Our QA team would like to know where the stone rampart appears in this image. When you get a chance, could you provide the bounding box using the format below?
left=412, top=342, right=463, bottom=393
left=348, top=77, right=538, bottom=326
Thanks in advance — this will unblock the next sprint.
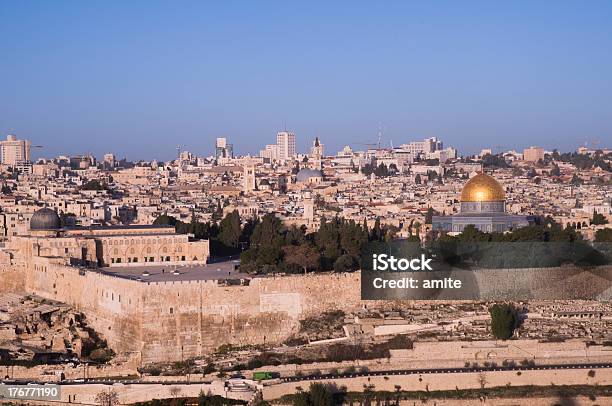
left=20, top=260, right=362, bottom=364
left=12, top=261, right=612, bottom=365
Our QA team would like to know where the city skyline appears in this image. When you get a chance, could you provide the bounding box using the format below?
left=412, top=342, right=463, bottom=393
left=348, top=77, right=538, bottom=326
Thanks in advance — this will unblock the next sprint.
left=2, top=1, right=611, bottom=160
left=3, top=129, right=608, bottom=163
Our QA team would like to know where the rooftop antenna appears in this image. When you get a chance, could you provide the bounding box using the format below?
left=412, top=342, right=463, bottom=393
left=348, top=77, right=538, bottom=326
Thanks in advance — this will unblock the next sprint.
left=176, top=145, right=181, bottom=159
left=377, top=124, right=383, bottom=150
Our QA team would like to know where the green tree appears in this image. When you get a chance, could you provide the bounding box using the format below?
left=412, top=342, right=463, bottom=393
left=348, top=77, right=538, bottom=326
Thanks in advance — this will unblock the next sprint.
left=512, top=167, right=523, bottom=177
left=482, top=154, right=508, bottom=168
left=240, top=216, right=259, bottom=244
left=81, top=179, right=107, bottom=191
left=414, top=173, right=421, bottom=184
left=339, top=219, right=368, bottom=258
left=591, top=210, right=609, bottom=226
left=550, top=163, right=561, bottom=176
left=333, top=254, right=356, bottom=272
left=250, top=213, right=284, bottom=247
left=218, top=210, right=241, bottom=249
left=489, top=303, right=520, bottom=340
left=370, top=217, right=383, bottom=241
left=153, top=214, right=177, bottom=226
left=308, top=383, right=334, bottom=406
left=424, top=207, right=436, bottom=224
left=283, top=243, right=321, bottom=274
left=374, top=163, right=389, bottom=177
left=315, top=217, right=342, bottom=268
left=570, top=173, right=582, bottom=185
left=285, top=224, right=307, bottom=246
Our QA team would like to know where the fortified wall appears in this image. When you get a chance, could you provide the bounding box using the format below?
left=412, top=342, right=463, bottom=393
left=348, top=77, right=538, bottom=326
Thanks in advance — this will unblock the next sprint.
left=20, top=259, right=362, bottom=364
left=9, top=259, right=612, bottom=365
left=0, top=264, right=26, bottom=294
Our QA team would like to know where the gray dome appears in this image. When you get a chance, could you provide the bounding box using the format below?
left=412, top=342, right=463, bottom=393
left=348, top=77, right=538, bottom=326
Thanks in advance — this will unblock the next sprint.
left=30, top=208, right=61, bottom=231
left=296, top=168, right=323, bottom=183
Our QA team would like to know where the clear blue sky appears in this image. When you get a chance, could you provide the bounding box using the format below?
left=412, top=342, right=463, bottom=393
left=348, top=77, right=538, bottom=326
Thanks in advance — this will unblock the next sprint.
left=1, top=1, right=611, bottom=160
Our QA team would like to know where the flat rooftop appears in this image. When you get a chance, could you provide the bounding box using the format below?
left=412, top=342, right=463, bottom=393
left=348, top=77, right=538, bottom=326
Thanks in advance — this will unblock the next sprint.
left=98, top=260, right=250, bottom=283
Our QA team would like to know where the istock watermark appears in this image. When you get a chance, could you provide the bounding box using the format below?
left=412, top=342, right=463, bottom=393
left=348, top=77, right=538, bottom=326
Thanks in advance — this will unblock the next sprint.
left=360, top=241, right=612, bottom=300
left=372, top=253, right=433, bottom=271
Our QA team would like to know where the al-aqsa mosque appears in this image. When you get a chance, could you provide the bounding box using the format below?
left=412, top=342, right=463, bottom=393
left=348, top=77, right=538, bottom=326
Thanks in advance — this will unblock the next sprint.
left=432, top=172, right=534, bottom=233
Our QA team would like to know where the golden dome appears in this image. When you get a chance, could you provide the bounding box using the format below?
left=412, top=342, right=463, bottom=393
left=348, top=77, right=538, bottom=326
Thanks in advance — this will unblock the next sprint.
left=460, top=173, right=505, bottom=202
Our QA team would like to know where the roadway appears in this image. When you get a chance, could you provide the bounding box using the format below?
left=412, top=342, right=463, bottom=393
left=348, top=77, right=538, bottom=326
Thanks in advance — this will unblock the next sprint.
left=2, top=362, right=612, bottom=386
left=279, top=362, right=612, bottom=383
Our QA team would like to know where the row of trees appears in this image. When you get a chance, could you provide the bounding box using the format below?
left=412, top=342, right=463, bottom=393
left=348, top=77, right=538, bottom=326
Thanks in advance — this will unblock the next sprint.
left=430, top=219, right=612, bottom=268
left=240, top=214, right=396, bottom=274
left=153, top=212, right=258, bottom=256
left=360, top=162, right=398, bottom=177
left=554, top=150, right=611, bottom=171
left=154, top=210, right=396, bottom=272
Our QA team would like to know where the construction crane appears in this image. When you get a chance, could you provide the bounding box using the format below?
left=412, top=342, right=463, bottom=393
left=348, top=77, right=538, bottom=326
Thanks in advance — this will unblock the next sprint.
left=354, top=125, right=386, bottom=151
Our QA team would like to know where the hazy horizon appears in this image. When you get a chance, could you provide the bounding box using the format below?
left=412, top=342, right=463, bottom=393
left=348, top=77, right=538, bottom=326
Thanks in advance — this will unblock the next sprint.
left=1, top=1, right=611, bottom=160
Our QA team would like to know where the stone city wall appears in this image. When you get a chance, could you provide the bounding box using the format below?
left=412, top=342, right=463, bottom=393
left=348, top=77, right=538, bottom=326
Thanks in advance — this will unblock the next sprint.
left=14, top=261, right=612, bottom=365
left=0, top=264, right=26, bottom=294
left=20, top=260, right=362, bottom=364
left=25, top=257, right=145, bottom=356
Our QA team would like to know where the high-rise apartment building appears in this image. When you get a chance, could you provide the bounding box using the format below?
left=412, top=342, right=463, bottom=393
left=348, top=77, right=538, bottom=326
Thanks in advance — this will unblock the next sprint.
left=215, top=137, right=234, bottom=161
left=523, top=146, right=545, bottom=163
left=259, top=144, right=279, bottom=161
left=276, top=131, right=296, bottom=161
left=103, top=153, right=116, bottom=167
left=0, top=134, right=31, bottom=165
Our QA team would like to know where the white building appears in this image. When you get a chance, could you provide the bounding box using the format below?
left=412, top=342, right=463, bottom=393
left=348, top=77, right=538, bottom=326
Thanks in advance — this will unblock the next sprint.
left=0, top=135, right=31, bottom=165
left=276, top=131, right=296, bottom=161
left=260, top=144, right=279, bottom=161
left=399, top=137, right=442, bottom=155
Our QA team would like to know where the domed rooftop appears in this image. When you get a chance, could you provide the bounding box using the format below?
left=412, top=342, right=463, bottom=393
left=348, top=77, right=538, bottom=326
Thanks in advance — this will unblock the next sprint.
left=30, top=208, right=61, bottom=231
left=460, top=173, right=505, bottom=202
left=296, top=168, right=323, bottom=183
